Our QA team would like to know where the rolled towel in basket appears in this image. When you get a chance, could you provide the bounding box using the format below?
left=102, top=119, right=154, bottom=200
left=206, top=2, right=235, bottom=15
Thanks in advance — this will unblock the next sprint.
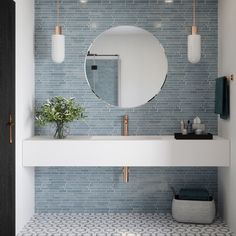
left=179, top=188, right=210, bottom=201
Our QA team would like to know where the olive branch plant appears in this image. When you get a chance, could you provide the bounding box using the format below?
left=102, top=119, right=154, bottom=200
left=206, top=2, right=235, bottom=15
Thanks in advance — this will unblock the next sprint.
left=35, top=96, right=86, bottom=139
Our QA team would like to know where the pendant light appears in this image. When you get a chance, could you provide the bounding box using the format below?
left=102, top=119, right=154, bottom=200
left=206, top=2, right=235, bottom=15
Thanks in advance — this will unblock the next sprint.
left=52, top=0, right=65, bottom=63
left=188, top=0, right=201, bottom=64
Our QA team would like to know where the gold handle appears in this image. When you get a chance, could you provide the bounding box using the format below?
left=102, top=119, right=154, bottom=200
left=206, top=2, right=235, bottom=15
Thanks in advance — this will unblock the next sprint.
left=7, top=114, right=15, bottom=144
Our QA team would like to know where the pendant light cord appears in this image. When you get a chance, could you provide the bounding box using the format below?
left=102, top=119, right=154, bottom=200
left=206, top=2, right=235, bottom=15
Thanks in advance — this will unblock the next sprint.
left=193, top=0, right=196, bottom=26
left=57, top=0, right=60, bottom=26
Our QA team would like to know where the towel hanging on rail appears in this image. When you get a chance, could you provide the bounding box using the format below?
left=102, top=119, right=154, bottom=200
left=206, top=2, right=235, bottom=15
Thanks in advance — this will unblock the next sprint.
left=215, top=76, right=230, bottom=120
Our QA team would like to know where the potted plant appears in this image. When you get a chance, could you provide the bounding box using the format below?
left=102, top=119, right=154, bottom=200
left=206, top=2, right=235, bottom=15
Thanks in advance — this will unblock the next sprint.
left=36, top=96, right=85, bottom=139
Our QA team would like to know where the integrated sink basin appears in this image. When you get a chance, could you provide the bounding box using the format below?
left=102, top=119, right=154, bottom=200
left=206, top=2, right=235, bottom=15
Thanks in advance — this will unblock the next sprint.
left=62, top=135, right=169, bottom=140
left=22, top=136, right=230, bottom=167
left=30, top=135, right=169, bottom=141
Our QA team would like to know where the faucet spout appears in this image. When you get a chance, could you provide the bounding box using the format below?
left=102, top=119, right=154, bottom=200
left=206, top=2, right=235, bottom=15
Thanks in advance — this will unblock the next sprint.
left=123, top=114, right=129, bottom=136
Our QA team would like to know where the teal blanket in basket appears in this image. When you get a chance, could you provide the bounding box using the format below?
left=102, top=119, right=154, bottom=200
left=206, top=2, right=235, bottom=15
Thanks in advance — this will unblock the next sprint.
left=179, top=188, right=210, bottom=201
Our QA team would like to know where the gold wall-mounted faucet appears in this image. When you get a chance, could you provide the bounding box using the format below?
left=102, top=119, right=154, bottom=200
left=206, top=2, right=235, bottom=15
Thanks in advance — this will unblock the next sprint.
left=123, top=114, right=129, bottom=136
left=123, top=115, right=129, bottom=183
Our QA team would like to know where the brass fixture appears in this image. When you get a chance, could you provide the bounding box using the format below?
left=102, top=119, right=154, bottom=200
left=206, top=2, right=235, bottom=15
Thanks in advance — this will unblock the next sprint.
left=7, top=114, right=15, bottom=144
left=55, top=0, right=62, bottom=35
left=191, top=0, right=198, bottom=35
left=123, top=115, right=129, bottom=183
left=191, top=25, right=197, bottom=35
left=227, top=74, right=234, bottom=81
left=123, top=167, right=129, bottom=183
left=55, top=25, right=62, bottom=35
left=123, top=115, right=128, bottom=136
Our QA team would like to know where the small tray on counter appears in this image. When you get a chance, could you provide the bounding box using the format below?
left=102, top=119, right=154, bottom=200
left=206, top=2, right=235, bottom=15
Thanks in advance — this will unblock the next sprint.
left=174, top=133, right=213, bottom=140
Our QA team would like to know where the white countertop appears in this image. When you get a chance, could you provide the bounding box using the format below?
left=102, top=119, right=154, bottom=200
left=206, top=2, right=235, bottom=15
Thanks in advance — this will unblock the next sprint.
left=26, top=135, right=226, bottom=141
left=23, top=135, right=230, bottom=167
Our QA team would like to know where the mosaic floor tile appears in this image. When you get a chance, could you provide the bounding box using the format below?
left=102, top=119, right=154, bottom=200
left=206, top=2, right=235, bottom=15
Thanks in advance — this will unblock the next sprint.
left=18, top=213, right=233, bottom=236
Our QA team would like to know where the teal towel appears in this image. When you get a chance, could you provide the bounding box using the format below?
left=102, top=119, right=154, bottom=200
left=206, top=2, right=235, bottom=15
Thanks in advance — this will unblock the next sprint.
left=215, top=77, right=230, bottom=120
left=179, top=188, right=210, bottom=201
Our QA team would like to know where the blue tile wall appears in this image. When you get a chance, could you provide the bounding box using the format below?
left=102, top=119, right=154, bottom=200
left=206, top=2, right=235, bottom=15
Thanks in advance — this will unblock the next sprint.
left=36, top=167, right=218, bottom=213
left=35, top=0, right=218, bottom=213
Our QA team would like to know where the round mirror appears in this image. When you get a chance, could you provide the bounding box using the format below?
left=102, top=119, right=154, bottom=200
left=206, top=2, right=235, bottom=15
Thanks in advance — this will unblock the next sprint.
left=85, top=26, right=168, bottom=108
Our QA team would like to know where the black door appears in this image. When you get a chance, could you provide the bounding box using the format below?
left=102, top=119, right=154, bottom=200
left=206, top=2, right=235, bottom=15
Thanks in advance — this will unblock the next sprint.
left=0, top=0, right=15, bottom=235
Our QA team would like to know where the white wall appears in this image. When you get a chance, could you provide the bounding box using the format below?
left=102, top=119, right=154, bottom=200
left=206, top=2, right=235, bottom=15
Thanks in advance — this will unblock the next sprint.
left=218, top=0, right=236, bottom=233
left=15, top=0, right=35, bottom=234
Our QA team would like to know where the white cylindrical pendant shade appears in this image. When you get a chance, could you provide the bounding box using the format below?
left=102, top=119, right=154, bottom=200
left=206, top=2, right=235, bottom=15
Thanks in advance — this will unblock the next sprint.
left=188, top=34, right=201, bottom=64
left=52, top=34, right=65, bottom=63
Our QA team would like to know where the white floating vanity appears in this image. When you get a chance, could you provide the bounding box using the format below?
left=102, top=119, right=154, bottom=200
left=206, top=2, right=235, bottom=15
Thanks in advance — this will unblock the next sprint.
left=23, top=136, right=230, bottom=167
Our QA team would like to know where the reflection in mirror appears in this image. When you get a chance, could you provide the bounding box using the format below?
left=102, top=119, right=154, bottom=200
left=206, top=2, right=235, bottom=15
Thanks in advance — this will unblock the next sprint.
left=86, top=55, right=120, bottom=106
left=85, top=26, right=168, bottom=108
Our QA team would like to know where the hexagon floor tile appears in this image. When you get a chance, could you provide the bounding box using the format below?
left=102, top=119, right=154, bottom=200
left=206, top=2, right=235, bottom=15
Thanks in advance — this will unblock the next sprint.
left=18, top=213, right=233, bottom=236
